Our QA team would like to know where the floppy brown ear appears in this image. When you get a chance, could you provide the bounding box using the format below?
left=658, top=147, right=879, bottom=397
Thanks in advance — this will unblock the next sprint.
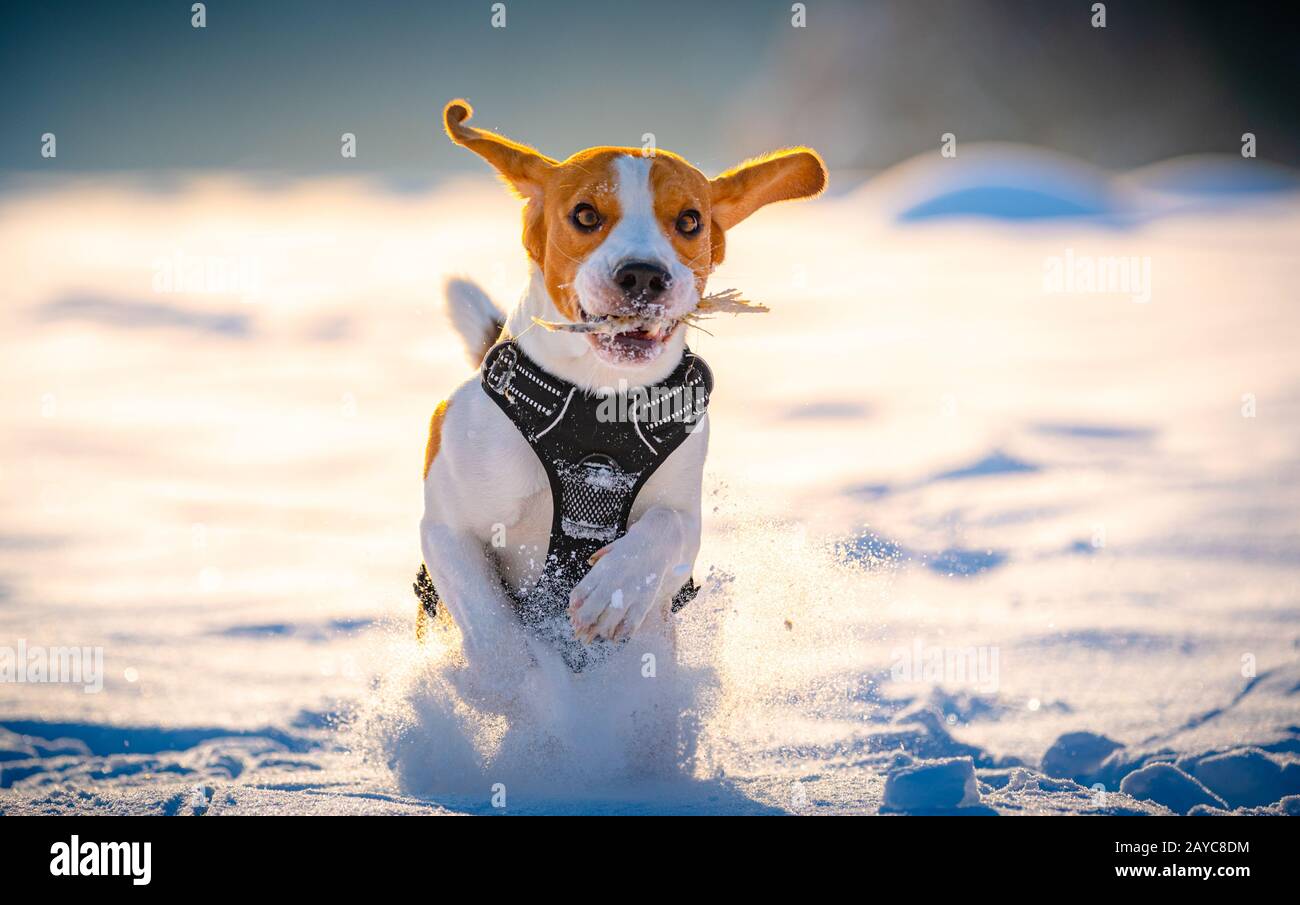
left=710, top=148, right=827, bottom=230
left=443, top=99, right=555, bottom=198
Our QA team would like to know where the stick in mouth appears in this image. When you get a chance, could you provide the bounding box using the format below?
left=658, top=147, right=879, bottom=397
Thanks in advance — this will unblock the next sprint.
left=531, top=288, right=769, bottom=334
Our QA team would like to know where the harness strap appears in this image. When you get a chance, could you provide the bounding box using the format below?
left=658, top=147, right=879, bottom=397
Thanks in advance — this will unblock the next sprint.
left=417, top=340, right=713, bottom=671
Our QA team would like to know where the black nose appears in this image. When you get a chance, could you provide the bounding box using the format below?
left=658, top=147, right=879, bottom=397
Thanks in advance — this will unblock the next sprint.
left=613, top=261, right=671, bottom=301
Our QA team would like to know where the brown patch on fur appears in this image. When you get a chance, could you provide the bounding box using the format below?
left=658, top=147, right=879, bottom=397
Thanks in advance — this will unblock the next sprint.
left=443, top=99, right=556, bottom=285
left=443, top=100, right=556, bottom=197
left=649, top=155, right=714, bottom=288
left=539, top=148, right=624, bottom=321
left=709, top=148, right=827, bottom=231
left=422, top=399, right=450, bottom=478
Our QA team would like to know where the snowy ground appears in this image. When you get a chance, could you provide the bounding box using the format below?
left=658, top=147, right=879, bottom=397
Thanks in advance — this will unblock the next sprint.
left=1, top=151, right=1298, bottom=815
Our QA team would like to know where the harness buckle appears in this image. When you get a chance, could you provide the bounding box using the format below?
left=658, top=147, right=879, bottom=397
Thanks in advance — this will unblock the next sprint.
left=485, top=343, right=518, bottom=395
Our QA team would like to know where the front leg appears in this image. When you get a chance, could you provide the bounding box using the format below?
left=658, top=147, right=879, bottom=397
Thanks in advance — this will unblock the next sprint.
left=567, top=505, right=699, bottom=644
left=418, top=378, right=556, bottom=680
left=420, top=520, right=533, bottom=669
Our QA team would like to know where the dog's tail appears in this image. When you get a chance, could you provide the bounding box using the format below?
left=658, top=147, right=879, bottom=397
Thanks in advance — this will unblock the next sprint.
left=444, top=277, right=506, bottom=367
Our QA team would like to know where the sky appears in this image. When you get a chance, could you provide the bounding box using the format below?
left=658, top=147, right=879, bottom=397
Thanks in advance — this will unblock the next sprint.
left=1, top=0, right=783, bottom=176
left=3, top=1, right=1297, bottom=177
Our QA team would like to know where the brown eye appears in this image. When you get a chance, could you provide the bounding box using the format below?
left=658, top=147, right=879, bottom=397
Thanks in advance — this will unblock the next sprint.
left=572, top=203, right=601, bottom=231
left=676, top=209, right=701, bottom=236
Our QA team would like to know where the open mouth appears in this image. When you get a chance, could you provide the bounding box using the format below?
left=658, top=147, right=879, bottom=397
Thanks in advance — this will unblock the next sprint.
left=579, top=311, right=680, bottom=362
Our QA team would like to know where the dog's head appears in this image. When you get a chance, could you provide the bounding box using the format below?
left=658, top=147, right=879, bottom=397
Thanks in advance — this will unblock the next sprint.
left=444, top=100, right=826, bottom=370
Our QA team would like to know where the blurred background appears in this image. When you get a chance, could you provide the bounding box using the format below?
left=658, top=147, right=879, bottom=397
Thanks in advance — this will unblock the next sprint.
left=1, top=1, right=1297, bottom=813
left=4, top=0, right=1298, bottom=180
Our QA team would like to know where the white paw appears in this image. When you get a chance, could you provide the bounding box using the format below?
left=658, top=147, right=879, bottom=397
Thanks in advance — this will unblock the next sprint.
left=567, top=543, right=665, bottom=643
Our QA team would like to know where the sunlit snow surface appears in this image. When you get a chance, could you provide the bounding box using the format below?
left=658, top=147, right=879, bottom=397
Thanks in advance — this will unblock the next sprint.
left=1, top=152, right=1297, bottom=814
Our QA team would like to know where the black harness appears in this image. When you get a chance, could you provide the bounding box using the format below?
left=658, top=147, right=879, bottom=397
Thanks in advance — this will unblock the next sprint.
left=415, top=339, right=713, bottom=670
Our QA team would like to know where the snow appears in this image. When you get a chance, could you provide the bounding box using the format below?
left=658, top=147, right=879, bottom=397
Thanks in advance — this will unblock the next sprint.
left=1190, top=795, right=1300, bottom=818
left=559, top=518, right=618, bottom=543
left=1040, top=732, right=1124, bottom=783
left=1118, top=763, right=1226, bottom=815
left=1184, top=748, right=1298, bottom=810
left=881, top=756, right=982, bottom=812
left=1, top=153, right=1298, bottom=815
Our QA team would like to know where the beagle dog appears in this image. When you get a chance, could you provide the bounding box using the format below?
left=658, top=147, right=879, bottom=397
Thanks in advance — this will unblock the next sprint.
left=420, top=99, right=825, bottom=681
